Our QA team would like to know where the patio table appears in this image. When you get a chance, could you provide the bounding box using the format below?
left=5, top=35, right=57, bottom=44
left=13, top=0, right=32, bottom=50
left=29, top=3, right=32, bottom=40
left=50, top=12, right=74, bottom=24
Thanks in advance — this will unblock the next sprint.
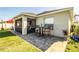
left=35, top=26, right=52, bottom=36
left=40, top=27, right=44, bottom=36
left=39, top=27, right=51, bottom=36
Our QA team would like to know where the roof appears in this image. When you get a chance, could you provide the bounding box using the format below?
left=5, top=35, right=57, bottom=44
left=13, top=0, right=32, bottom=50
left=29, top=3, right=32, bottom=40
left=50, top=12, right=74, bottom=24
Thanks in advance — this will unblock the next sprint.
left=38, top=8, right=73, bottom=15
left=37, top=7, right=73, bottom=17
left=13, top=12, right=37, bottom=19
left=6, top=19, right=13, bottom=23
left=13, top=7, right=73, bottom=19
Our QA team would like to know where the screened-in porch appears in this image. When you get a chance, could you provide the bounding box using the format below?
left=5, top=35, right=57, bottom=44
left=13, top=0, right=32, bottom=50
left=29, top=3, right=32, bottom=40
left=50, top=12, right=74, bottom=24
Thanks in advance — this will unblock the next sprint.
left=15, top=18, right=22, bottom=34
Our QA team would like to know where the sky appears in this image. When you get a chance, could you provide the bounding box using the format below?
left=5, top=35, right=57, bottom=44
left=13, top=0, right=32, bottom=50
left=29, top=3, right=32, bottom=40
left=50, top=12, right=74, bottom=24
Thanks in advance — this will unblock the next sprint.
left=0, top=7, right=78, bottom=21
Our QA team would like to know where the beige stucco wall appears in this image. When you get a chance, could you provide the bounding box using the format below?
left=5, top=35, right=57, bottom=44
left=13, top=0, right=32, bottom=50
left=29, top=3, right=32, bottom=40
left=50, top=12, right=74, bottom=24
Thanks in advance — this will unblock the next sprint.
left=36, top=11, right=71, bottom=37
left=36, top=17, right=45, bottom=27
left=22, top=16, right=27, bottom=35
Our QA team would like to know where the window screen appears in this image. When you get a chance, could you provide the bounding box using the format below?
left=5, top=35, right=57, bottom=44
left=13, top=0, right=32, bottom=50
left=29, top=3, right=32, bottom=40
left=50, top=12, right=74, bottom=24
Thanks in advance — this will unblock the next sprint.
left=45, top=17, right=54, bottom=24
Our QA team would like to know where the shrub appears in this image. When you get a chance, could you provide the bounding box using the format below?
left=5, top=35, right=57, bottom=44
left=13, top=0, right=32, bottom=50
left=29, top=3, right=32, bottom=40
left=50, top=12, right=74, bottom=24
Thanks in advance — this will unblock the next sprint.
left=74, top=26, right=79, bottom=35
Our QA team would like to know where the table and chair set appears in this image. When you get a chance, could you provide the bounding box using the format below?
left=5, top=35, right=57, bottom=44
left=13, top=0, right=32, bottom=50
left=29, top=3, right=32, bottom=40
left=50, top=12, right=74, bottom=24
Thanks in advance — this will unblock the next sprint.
left=35, top=24, right=53, bottom=36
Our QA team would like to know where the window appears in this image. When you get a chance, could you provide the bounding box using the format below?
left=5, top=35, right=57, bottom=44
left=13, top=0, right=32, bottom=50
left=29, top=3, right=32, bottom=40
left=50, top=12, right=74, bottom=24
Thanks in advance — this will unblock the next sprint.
left=44, top=17, right=54, bottom=30
left=45, top=17, right=54, bottom=24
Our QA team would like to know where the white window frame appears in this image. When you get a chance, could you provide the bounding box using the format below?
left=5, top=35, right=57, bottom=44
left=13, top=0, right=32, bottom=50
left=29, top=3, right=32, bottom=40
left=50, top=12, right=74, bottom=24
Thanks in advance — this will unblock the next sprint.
left=45, top=17, right=54, bottom=24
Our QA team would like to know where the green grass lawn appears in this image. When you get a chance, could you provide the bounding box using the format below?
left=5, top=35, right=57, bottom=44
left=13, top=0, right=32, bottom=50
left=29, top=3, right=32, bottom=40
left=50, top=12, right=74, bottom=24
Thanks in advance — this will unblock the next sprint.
left=65, top=37, right=79, bottom=52
left=0, top=30, right=42, bottom=52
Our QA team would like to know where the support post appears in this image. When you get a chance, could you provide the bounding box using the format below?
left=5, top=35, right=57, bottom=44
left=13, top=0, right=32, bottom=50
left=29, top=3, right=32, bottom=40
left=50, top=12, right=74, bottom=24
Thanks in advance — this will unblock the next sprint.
left=22, top=16, right=27, bottom=35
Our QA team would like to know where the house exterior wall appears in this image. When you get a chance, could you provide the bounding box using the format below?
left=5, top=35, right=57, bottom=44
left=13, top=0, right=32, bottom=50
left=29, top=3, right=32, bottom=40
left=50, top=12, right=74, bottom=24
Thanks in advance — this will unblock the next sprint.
left=36, top=11, right=71, bottom=37
left=22, top=16, right=27, bottom=35
left=53, top=11, right=70, bottom=37
left=13, top=16, right=27, bottom=35
left=36, top=17, right=45, bottom=27
left=13, top=8, right=73, bottom=37
left=13, top=16, right=23, bottom=31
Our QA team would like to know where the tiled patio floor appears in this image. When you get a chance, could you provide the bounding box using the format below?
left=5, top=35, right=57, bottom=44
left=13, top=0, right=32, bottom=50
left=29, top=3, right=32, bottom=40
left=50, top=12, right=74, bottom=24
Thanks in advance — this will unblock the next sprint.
left=11, top=30, right=67, bottom=51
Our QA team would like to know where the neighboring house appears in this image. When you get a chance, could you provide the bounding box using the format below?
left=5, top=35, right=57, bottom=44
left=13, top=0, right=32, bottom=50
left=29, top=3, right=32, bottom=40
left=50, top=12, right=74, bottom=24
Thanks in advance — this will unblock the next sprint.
left=13, top=7, right=74, bottom=37
left=74, top=15, right=79, bottom=22
left=74, top=15, right=79, bottom=26
left=6, top=19, right=13, bottom=29
left=0, top=19, right=13, bottom=30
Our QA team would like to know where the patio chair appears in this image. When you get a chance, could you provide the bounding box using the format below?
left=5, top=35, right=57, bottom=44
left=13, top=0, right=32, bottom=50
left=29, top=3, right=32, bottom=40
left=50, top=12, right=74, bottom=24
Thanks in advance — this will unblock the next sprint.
left=43, top=24, right=53, bottom=36
left=35, top=25, right=41, bottom=36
